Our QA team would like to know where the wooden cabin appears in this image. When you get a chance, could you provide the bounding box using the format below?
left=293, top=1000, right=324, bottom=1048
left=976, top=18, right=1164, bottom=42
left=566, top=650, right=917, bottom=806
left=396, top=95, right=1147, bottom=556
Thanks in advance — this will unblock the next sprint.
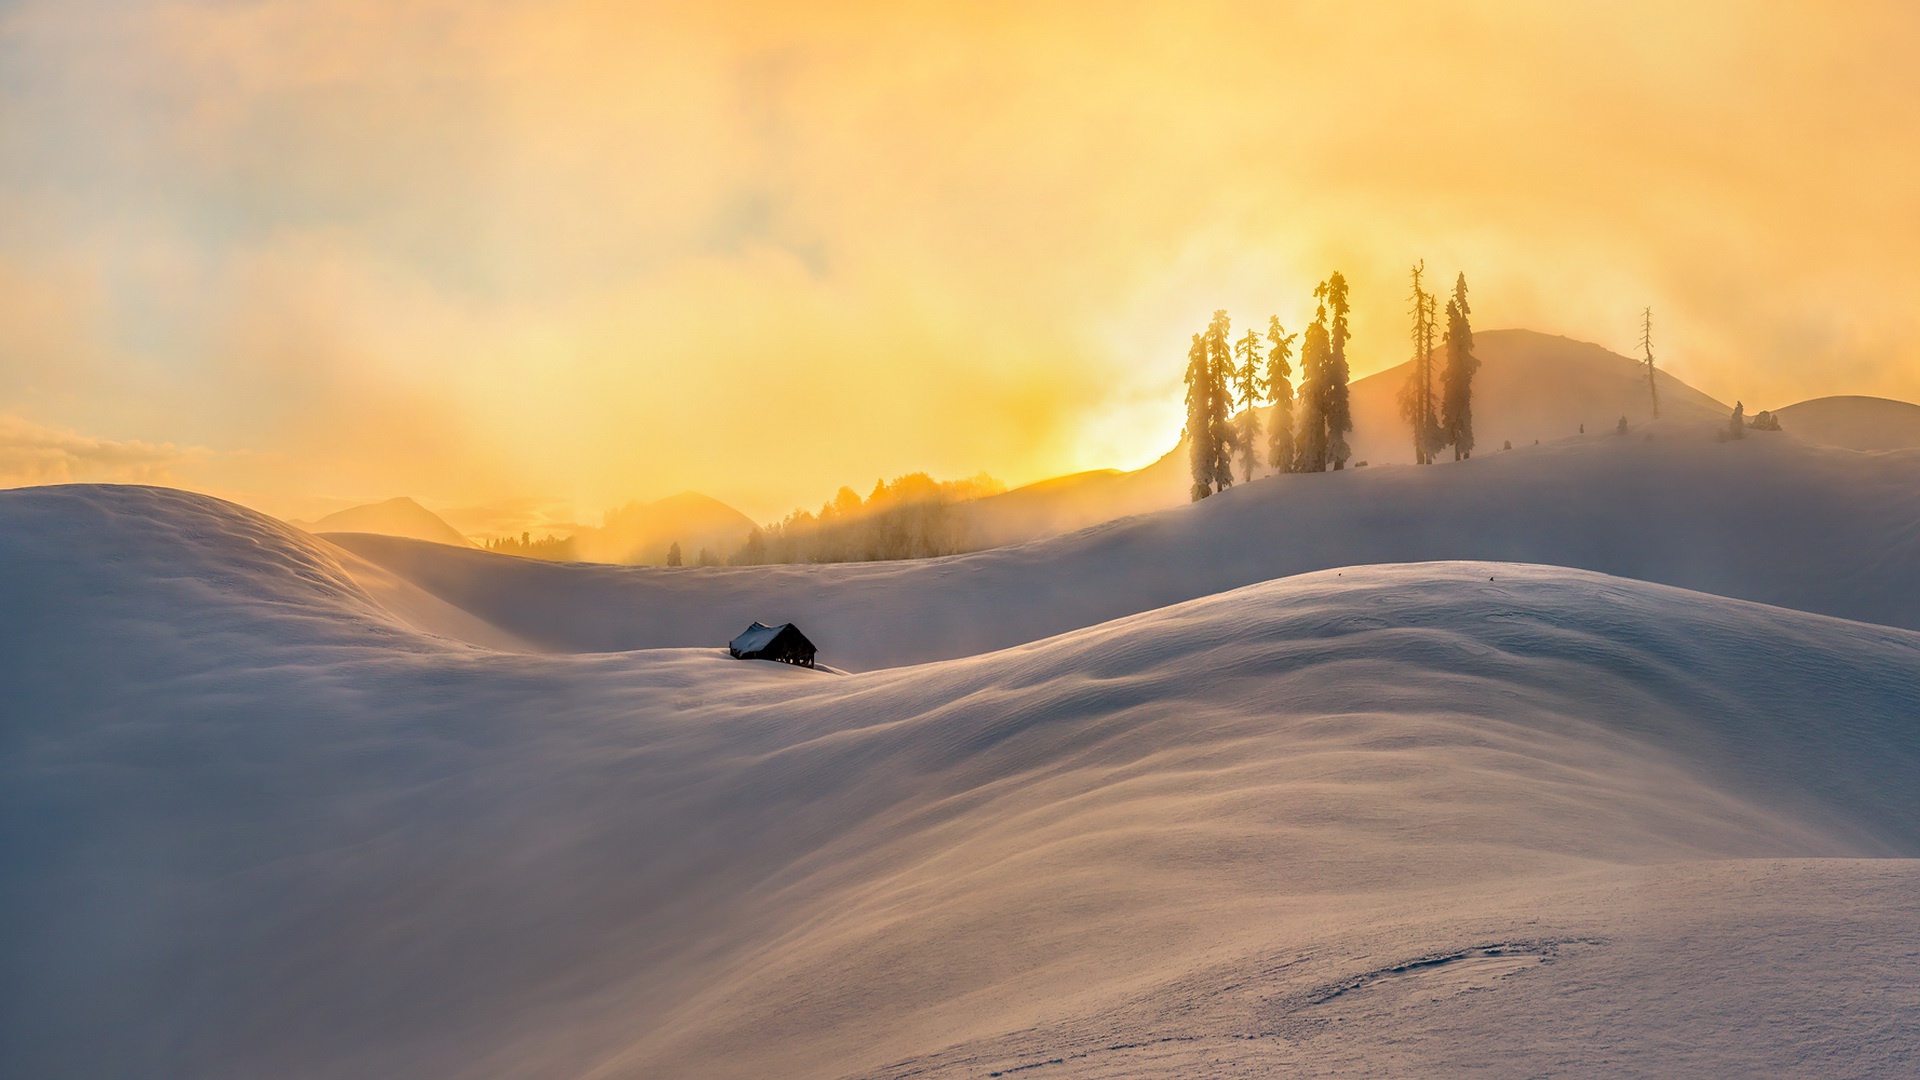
left=728, top=622, right=818, bottom=668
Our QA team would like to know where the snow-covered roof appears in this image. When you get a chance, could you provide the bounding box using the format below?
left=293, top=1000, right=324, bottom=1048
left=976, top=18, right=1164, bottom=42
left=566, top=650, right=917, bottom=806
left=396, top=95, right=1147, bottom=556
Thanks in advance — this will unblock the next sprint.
left=729, top=621, right=787, bottom=654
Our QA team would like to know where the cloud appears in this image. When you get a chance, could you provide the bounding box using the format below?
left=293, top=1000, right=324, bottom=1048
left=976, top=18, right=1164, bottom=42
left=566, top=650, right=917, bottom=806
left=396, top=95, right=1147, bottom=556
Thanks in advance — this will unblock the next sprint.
left=437, top=496, right=588, bottom=542
left=2, top=1, right=1918, bottom=519
left=0, top=415, right=205, bottom=487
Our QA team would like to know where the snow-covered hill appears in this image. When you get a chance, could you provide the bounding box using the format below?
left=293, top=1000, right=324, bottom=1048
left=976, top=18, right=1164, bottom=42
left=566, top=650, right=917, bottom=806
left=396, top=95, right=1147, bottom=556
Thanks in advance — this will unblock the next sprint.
left=1772, top=394, right=1920, bottom=452
left=3, top=483, right=1919, bottom=1077
left=572, top=490, right=758, bottom=565
left=1345, top=328, right=1731, bottom=466
left=289, top=495, right=476, bottom=548
left=956, top=329, right=1740, bottom=548
left=330, top=422, right=1920, bottom=670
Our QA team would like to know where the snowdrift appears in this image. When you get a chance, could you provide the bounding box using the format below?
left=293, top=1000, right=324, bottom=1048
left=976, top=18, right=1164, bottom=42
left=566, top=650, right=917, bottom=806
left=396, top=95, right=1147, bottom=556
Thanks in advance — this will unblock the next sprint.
left=3, top=484, right=1919, bottom=1078
left=332, top=424, right=1920, bottom=670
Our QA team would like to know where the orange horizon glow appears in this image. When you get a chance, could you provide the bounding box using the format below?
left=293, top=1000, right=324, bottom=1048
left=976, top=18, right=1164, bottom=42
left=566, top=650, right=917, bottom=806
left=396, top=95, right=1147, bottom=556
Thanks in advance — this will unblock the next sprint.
left=3, top=2, right=1919, bottom=529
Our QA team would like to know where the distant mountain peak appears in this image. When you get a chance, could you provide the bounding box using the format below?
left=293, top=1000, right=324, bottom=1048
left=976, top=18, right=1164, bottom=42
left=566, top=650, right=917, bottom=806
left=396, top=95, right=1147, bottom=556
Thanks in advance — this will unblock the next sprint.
left=295, top=497, right=475, bottom=549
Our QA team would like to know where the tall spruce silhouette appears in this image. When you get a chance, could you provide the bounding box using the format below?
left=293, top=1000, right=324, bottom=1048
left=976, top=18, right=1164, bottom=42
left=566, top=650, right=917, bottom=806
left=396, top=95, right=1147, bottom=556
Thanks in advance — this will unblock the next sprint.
left=1204, top=309, right=1238, bottom=493
left=1295, top=300, right=1331, bottom=472
left=1265, top=316, right=1297, bottom=473
left=1320, top=273, right=1355, bottom=470
left=1399, top=261, right=1440, bottom=464
left=1183, top=331, right=1213, bottom=501
left=1441, top=273, right=1480, bottom=459
left=1233, top=328, right=1266, bottom=482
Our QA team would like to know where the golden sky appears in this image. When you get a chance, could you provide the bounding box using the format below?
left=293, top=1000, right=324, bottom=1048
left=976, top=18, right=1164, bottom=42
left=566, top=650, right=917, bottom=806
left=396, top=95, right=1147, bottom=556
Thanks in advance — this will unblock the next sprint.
left=2, top=1, right=1917, bottom=525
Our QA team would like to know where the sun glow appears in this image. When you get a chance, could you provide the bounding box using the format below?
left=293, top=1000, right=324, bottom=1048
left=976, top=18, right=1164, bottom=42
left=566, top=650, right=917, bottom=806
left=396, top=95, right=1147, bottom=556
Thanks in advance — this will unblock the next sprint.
left=2, top=2, right=1918, bottom=524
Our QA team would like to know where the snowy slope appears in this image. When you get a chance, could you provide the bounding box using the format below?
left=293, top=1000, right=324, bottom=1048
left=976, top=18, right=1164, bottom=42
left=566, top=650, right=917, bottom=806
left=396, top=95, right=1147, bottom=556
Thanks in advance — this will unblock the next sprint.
left=1772, top=394, right=1920, bottom=452
left=331, top=424, right=1920, bottom=670
left=3, top=484, right=1919, bottom=1078
left=959, top=465, right=1187, bottom=550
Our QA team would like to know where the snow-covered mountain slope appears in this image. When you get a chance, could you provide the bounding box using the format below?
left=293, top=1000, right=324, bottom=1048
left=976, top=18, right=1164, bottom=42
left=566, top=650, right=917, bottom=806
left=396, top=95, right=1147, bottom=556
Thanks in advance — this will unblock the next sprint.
left=330, top=423, right=1920, bottom=670
left=3, top=484, right=1918, bottom=1078
left=1344, top=328, right=1730, bottom=466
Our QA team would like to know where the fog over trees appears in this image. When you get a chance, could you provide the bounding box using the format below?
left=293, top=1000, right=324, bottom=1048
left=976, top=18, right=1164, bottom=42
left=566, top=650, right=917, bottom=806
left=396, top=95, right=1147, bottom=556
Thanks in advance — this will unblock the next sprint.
left=1640, top=307, right=1660, bottom=419
left=1233, top=327, right=1266, bottom=483
left=485, top=531, right=576, bottom=560
left=728, top=472, right=1006, bottom=564
left=1187, top=270, right=1368, bottom=497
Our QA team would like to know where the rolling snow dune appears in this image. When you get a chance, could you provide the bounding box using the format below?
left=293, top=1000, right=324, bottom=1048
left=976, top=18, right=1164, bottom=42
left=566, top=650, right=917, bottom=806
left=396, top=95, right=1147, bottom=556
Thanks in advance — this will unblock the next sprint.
left=3, top=484, right=1919, bottom=1077
left=1771, top=394, right=1920, bottom=452
left=330, top=424, right=1920, bottom=670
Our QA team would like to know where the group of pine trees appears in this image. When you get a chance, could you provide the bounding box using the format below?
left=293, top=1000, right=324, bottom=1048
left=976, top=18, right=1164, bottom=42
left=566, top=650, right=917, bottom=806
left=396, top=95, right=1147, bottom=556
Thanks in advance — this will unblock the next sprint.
left=1398, top=264, right=1480, bottom=464
left=1184, top=268, right=1483, bottom=500
left=1183, top=271, right=1359, bottom=502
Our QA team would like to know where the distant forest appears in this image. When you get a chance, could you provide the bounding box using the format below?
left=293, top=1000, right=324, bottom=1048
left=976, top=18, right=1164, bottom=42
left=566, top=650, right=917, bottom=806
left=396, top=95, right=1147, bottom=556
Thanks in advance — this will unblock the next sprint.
left=729, top=472, right=1005, bottom=565
left=480, top=472, right=1006, bottom=566
left=485, top=532, right=576, bottom=560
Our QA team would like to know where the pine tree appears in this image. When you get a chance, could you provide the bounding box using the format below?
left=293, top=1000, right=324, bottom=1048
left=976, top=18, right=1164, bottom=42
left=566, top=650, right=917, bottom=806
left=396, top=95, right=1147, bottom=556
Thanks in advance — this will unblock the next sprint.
left=1295, top=305, right=1331, bottom=473
left=1441, top=273, right=1480, bottom=459
left=1398, top=261, right=1440, bottom=464
left=1205, top=310, right=1237, bottom=493
left=1320, top=273, right=1355, bottom=470
left=666, top=540, right=683, bottom=566
left=1183, top=331, right=1213, bottom=501
left=1639, top=307, right=1659, bottom=419
left=1729, top=400, right=1745, bottom=440
left=1265, top=317, right=1297, bottom=473
left=1233, top=328, right=1266, bottom=482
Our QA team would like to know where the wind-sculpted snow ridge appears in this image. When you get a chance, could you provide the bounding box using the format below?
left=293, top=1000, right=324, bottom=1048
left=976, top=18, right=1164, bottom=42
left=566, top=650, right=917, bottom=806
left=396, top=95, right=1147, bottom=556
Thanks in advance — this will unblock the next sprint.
left=3, top=484, right=1919, bottom=1077
left=331, top=424, right=1920, bottom=669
